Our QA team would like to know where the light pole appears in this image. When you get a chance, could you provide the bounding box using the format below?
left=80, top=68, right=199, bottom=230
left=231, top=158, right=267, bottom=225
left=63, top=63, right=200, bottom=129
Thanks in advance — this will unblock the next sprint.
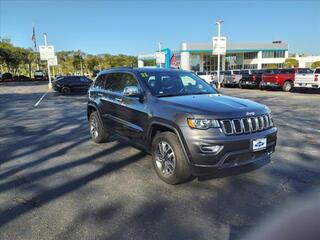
left=216, top=19, right=224, bottom=89
left=44, top=33, right=52, bottom=89
left=158, top=42, right=162, bottom=68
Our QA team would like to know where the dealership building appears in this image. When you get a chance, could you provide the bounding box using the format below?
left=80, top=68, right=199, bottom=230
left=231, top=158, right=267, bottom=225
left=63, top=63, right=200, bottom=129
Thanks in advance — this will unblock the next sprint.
left=138, top=41, right=320, bottom=71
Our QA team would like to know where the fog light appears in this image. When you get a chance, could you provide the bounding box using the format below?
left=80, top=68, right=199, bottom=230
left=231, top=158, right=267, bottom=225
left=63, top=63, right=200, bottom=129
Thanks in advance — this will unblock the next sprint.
left=200, top=145, right=223, bottom=154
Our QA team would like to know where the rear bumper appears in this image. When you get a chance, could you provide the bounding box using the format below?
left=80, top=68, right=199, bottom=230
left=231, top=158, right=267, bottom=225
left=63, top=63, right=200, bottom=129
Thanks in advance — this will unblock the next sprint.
left=260, top=82, right=280, bottom=88
left=240, top=81, right=259, bottom=87
left=294, top=83, right=320, bottom=88
left=179, top=127, right=277, bottom=176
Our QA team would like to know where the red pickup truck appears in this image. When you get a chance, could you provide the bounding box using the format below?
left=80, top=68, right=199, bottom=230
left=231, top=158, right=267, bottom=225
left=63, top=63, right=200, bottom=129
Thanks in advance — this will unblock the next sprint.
left=261, top=68, right=311, bottom=92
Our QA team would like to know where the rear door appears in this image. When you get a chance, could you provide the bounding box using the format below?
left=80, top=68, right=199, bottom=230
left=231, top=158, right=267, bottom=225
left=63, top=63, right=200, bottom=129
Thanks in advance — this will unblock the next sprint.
left=99, top=73, right=126, bottom=133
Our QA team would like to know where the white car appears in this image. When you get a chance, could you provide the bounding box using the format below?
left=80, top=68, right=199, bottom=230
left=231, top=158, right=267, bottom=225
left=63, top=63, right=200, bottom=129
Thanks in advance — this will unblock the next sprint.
left=223, top=70, right=243, bottom=87
left=196, top=71, right=212, bottom=83
left=294, top=68, right=320, bottom=89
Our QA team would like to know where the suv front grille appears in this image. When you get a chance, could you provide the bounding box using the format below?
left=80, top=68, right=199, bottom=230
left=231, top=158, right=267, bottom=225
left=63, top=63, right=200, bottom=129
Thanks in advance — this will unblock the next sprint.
left=220, top=114, right=272, bottom=135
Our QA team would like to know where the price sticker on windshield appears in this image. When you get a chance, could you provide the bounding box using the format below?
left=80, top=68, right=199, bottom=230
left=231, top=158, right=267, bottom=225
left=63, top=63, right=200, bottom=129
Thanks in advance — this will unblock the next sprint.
left=140, top=72, right=148, bottom=78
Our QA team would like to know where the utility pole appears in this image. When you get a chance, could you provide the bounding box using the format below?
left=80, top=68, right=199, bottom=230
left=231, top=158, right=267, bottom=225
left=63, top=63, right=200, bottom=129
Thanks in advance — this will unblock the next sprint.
left=44, top=33, right=52, bottom=89
left=158, top=42, right=162, bottom=68
left=216, top=20, right=224, bottom=89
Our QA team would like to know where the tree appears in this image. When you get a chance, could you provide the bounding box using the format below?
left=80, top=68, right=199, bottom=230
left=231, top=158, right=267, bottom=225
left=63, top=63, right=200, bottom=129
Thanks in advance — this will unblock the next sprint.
left=284, top=58, right=299, bottom=68
left=311, top=61, right=320, bottom=69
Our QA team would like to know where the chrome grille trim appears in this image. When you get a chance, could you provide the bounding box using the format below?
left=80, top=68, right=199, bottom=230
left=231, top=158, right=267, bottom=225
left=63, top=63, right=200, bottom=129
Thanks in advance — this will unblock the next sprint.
left=219, top=114, right=273, bottom=135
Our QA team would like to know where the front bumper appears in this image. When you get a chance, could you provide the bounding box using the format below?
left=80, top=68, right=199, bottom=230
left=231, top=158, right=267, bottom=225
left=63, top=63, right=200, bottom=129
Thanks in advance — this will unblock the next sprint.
left=179, top=126, right=277, bottom=176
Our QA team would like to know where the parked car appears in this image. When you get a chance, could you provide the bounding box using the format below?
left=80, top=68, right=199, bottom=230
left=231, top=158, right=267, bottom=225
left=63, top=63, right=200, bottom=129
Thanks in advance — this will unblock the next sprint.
left=52, top=75, right=93, bottom=94
left=239, top=69, right=266, bottom=89
left=222, top=70, right=242, bottom=87
left=294, top=68, right=320, bottom=90
left=196, top=71, right=212, bottom=83
left=34, top=70, right=46, bottom=81
left=261, top=68, right=312, bottom=92
left=211, top=71, right=225, bottom=86
left=87, top=67, right=277, bottom=184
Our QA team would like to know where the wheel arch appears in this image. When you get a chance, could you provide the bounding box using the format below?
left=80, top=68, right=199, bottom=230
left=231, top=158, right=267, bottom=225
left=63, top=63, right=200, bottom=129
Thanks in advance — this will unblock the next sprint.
left=147, top=121, right=191, bottom=165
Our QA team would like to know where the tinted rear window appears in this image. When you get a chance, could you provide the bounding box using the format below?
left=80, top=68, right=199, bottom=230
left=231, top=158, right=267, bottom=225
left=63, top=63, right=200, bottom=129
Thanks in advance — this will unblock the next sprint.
left=298, top=68, right=313, bottom=74
left=279, top=69, right=295, bottom=74
left=224, top=71, right=232, bottom=75
left=233, top=70, right=241, bottom=74
left=197, top=72, right=206, bottom=75
left=240, top=70, right=249, bottom=74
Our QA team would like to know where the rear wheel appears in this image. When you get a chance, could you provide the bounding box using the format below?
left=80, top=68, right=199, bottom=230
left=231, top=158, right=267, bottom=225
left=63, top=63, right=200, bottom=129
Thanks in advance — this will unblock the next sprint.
left=239, top=80, right=243, bottom=89
left=283, top=81, right=293, bottom=92
left=259, top=81, right=265, bottom=90
left=152, top=132, right=191, bottom=184
left=61, top=86, right=71, bottom=95
left=89, top=111, right=109, bottom=143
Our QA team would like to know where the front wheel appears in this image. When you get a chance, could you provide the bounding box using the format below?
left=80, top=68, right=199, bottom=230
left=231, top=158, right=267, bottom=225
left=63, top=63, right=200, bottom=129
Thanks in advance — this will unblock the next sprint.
left=152, top=132, right=191, bottom=184
left=283, top=81, right=293, bottom=92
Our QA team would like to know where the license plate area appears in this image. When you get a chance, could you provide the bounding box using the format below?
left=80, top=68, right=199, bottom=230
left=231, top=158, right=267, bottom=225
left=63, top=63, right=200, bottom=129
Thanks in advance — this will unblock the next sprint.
left=252, top=138, right=267, bottom=152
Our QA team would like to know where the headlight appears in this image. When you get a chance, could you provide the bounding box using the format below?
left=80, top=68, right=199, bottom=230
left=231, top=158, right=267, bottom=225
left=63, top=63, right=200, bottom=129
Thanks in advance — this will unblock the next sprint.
left=268, top=114, right=274, bottom=127
left=187, top=118, right=220, bottom=129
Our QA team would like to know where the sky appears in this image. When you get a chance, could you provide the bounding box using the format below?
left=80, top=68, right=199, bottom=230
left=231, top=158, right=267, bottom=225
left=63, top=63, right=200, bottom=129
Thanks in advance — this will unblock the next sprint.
left=0, top=0, right=319, bottom=56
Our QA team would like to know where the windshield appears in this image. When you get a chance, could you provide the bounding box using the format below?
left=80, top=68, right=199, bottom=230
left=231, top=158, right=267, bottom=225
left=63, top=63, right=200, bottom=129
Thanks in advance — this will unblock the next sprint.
left=140, top=71, right=217, bottom=97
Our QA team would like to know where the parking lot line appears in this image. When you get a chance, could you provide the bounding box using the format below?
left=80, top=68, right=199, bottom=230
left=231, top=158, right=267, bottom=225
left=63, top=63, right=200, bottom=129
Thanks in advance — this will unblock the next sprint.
left=34, top=90, right=50, bottom=107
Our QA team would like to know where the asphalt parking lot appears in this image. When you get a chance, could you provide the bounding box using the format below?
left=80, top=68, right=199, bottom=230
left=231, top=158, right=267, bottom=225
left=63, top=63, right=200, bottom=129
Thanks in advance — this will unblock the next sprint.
left=0, top=82, right=319, bottom=240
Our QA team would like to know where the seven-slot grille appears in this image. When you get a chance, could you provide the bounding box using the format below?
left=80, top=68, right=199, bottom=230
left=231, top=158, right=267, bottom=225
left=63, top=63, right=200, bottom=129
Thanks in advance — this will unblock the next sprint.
left=220, top=114, right=272, bottom=135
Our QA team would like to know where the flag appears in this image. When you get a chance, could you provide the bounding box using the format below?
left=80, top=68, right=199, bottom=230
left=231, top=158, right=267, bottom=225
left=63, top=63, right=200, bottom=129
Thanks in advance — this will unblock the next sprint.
left=32, top=26, right=37, bottom=50
left=170, top=53, right=177, bottom=68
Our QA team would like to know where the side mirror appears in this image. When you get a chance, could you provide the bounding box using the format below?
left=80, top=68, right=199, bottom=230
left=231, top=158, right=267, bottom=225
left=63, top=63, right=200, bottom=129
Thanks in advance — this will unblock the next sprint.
left=123, top=86, right=142, bottom=98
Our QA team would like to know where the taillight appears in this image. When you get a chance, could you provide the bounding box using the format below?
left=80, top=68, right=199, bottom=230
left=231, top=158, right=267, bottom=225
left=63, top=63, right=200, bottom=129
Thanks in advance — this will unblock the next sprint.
left=275, top=76, right=278, bottom=80
left=253, top=75, right=256, bottom=81
left=315, top=75, right=318, bottom=82
left=232, top=75, right=236, bottom=80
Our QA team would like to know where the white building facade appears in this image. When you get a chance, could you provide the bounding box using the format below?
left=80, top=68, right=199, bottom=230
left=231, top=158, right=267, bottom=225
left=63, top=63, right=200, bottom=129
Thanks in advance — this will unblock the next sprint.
left=178, top=42, right=289, bottom=71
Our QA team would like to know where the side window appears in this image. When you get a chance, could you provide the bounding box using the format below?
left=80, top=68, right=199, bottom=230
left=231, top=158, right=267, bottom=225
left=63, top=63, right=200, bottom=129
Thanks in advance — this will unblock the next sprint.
left=80, top=76, right=90, bottom=83
left=94, top=74, right=106, bottom=89
left=181, top=75, right=196, bottom=86
left=122, top=73, right=140, bottom=90
left=315, top=69, right=320, bottom=74
left=105, top=73, right=124, bottom=93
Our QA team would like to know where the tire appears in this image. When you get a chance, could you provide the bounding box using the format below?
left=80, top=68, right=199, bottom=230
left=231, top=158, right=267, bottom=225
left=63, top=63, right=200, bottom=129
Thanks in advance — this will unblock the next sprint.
left=239, top=80, right=243, bottom=89
left=259, top=81, right=265, bottom=90
left=151, top=131, right=191, bottom=184
left=89, top=111, right=109, bottom=143
left=283, top=81, right=293, bottom=92
left=61, top=86, right=71, bottom=95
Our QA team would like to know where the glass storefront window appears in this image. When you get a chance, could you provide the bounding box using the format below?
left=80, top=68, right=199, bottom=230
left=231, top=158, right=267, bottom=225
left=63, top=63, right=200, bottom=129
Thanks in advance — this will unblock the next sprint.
left=190, top=54, right=200, bottom=72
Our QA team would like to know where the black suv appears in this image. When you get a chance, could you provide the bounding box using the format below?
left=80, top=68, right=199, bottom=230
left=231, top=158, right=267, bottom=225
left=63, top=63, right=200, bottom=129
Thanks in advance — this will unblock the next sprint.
left=53, top=76, right=93, bottom=94
left=87, top=68, right=277, bottom=184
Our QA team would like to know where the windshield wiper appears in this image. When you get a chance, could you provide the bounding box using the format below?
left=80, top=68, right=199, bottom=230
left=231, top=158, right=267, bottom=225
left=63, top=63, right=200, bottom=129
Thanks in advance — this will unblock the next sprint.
left=155, top=93, right=182, bottom=97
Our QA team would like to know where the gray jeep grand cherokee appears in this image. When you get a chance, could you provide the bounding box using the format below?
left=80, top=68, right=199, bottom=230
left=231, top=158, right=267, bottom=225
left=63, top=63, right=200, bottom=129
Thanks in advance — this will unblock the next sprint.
left=87, top=68, right=277, bottom=184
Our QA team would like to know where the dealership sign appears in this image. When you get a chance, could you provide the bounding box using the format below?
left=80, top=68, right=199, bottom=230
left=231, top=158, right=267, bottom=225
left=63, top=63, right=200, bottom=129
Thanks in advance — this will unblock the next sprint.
left=48, top=55, right=58, bottom=66
left=39, top=45, right=55, bottom=60
left=156, top=52, right=166, bottom=64
left=212, top=37, right=227, bottom=55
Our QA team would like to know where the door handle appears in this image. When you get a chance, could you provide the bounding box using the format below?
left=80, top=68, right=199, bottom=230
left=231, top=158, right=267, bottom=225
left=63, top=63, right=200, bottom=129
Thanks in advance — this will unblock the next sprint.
left=115, top=97, right=122, bottom=102
left=98, top=93, right=103, bottom=97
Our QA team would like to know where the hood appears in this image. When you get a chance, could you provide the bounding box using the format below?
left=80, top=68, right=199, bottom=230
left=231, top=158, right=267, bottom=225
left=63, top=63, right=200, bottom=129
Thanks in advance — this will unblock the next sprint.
left=157, top=94, right=268, bottom=118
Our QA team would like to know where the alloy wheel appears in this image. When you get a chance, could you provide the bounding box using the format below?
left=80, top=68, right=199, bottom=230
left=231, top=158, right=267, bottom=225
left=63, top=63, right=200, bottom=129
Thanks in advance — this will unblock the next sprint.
left=155, top=141, right=176, bottom=177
